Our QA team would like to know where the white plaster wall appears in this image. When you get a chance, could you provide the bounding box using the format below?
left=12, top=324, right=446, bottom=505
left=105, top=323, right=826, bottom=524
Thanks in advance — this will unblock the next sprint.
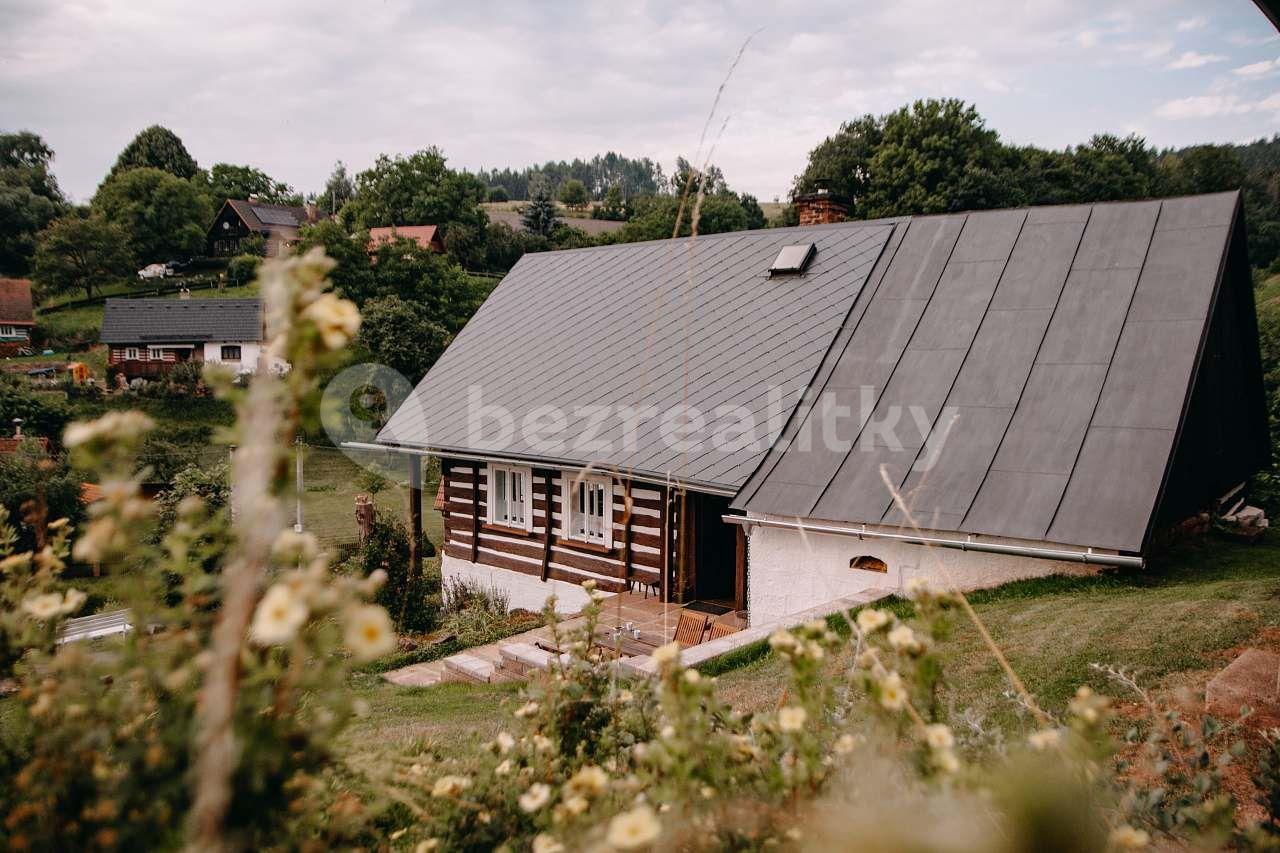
left=747, top=516, right=1097, bottom=626
left=441, top=552, right=594, bottom=615
left=202, top=341, right=288, bottom=374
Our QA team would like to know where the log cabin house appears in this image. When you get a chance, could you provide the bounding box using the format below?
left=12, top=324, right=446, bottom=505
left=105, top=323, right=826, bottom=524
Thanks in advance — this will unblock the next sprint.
left=100, top=297, right=285, bottom=382
left=0, top=278, right=35, bottom=356
left=373, top=191, right=1267, bottom=626
left=207, top=198, right=319, bottom=258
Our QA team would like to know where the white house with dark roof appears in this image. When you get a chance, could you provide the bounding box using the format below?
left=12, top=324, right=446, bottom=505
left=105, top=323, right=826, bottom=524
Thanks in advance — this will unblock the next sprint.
left=100, top=297, right=286, bottom=381
left=372, top=191, right=1267, bottom=625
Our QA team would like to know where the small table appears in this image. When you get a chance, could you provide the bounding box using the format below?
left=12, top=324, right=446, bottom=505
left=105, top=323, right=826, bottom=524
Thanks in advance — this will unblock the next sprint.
left=592, top=626, right=664, bottom=659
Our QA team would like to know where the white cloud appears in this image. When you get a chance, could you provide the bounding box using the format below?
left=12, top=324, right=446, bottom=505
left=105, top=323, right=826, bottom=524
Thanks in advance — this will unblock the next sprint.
left=1175, top=16, right=1206, bottom=32
left=1234, top=57, right=1280, bottom=76
left=1164, top=51, right=1227, bottom=70
left=1076, top=29, right=1100, bottom=48
left=1154, top=91, right=1280, bottom=120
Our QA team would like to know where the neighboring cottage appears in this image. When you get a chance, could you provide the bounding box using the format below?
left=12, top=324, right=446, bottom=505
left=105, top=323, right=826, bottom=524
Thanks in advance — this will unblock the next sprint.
left=207, top=198, right=320, bottom=258
left=100, top=297, right=285, bottom=381
left=0, top=278, right=35, bottom=355
left=368, top=225, right=444, bottom=254
left=373, top=191, right=1266, bottom=626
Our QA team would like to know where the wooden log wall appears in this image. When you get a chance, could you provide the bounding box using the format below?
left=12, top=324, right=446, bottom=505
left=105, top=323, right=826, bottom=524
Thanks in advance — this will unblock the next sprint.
left=440, top=459, right=666, bottom=596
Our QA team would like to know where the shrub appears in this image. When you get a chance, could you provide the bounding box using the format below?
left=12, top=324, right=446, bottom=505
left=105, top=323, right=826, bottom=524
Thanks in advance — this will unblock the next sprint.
left=0, top=439, right=83, bottom=552
left=226, top=253, right=262, bottom=286
left=350, top=509, right=439, bottom=634
left=486, top=185, right=510, bottom=202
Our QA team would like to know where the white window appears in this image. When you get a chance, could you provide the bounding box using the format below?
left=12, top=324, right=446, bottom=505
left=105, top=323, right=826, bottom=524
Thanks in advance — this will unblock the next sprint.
left=124, top=347, right=140, bottom=360
left=487, top=463, right=532, bottom=531
left=148, top=346, right=166, bottom=360
left=0, top=325, right=16, bottom=337
left=563, top=473, right=612, bottom=548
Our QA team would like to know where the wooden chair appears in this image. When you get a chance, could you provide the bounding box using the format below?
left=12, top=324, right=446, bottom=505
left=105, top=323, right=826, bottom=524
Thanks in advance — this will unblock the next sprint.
left=673, top=611, right=710, bottom=647
left=708, top=621, right=740, bottom=641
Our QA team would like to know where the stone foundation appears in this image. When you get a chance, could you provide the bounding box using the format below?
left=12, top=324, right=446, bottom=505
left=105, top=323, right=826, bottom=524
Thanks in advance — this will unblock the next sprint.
left=745, top=516, right=1097, bottom=626
left=441, top=552, right=593, bottom=615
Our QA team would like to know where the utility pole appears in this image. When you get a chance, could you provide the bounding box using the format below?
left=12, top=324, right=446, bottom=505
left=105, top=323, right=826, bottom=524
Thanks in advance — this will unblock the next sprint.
left=294, top=436, right=304, bottom=533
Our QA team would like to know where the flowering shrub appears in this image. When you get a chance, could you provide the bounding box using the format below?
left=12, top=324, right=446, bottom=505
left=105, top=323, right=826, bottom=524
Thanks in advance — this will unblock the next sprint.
left=0, top=249, right=398, bottom=850
left=367, top=577, right=1280, bottom=852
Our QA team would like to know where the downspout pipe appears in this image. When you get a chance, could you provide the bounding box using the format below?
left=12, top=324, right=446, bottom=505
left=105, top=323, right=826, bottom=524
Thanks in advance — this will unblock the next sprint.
left=722, top=514, right=1145, bottom=569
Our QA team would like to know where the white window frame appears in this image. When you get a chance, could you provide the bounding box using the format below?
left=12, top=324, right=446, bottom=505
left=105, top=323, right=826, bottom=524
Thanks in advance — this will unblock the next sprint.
left=124, top=347, right=141, bottom=361
left=148, top=346, right=166, bottom=361
left=486, top=463, right=532, bottom=532
left=0, top=325, right=16, bottom=337
left=562, top=473, right=613, bottom=549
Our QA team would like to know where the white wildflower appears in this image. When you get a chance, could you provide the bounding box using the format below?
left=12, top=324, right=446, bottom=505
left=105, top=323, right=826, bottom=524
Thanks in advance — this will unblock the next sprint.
left=855, top=608, right=891, bottom=634
left=302, top=292, right=361, bottom=350
left=878, top=671, right=908, bottom=711
left=778, top=706, right=808, bottom=734
left=833, top=734, right=858, bottom=755
left=682, top=669, right=701, bottom=685
left=495, top=731, right=515, bottom=754
left=566, top=764, right=609, bottom=798
left=933, top=748, right=960, bottom=774
left=923, top=723, right=954, bottom=751
left=768, top=629, right=797, bottom=653
left=343, top=604, right=395, bottom=661
left=60, top=588, right=87, bottom=615
left=650, top=641, right=680, bottom=667
left=431, top=775, right=471, bottom=798
left=519, top=782, right=552, bottom=813
left=21, top=592, right=64, bottom=621
left=251, top=583, right=309, bottom=646
left=514, top=701, right=540, bottom=719
left=887, top=624, right=920, bottom=653
left=533, top=833, right=566, bottom=853
left=1028, top=729, right=1062, bottom=751
left=271, top=529, right=319, bottom=564
left=495, top=759, right=513, bottom=776
left=1109, top=825, right=1150, bottom=849
left=606, top=804, right=661, bottom=850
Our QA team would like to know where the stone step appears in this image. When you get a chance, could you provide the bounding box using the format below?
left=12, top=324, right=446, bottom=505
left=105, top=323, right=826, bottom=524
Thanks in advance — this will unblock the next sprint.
left=499, top=642, right=555, bottom=677
left=442, top=652, right=496, bottom=684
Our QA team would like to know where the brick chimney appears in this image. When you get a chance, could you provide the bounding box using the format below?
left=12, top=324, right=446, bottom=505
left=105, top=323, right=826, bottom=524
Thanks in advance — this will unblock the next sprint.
left=793, top=183, right=848, bottom=226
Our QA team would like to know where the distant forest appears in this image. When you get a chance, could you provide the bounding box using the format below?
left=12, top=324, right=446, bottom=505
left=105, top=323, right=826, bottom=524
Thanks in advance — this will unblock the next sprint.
left=472, top=154, right=666, bottom=201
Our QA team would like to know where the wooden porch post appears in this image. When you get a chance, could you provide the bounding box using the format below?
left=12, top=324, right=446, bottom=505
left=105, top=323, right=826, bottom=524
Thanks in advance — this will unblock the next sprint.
left=621, top=479, right=634, bottom=590
left=734, top=524, right=747, bottom=612
left=470, top=464, right=481, bottom=563
left=540, top=469, right=553, bottom=581
left=401, top=453, right=422, bottom=627
left=407, top=454, right=422, bottom=578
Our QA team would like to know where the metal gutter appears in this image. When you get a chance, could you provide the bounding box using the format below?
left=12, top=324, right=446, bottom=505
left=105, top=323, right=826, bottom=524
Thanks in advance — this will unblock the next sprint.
left=722, top=514, right=1144, bottom=569
left=341, top=441, right=739, bottom=498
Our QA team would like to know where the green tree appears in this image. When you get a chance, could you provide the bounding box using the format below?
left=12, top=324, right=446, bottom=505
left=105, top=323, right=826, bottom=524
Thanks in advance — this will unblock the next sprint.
left=594, top=185, right=626, bottom=221
left=357, top=295, right=452, bottom=383
left=1157, top=144, right=1247, bottom=196
left=339, top=147, right=487, bottom=236
left=0, top=373, right=70, bottom=438
left=860, top=99, right=1004, bottom=217
left=487, top=185, right=510, bottom=203
left=670, top=156, right=727, bottom=196
left=294, top=219, right=375, bottom=301
left=205, top=163, right=296, bottom=204
left=793, top=114, right=885, bottom=204
left=0, top=440, right=83, bottom=552
left=0, top=131, right=67, bottom=275
left=739, top=193, right=766, bottom=229
left=558, top=178, right=589, bottom=209
left=1065, top=133, right=1158, bottom=203
left=107, top=125, right=198, bottom=181
left=33, top=214, right=135, bottom=299
left=521, top=178, right=560, bottom=237
left=92, top=167, right=211, bottom=262
left=617, top=194, right=749, bottom=241
left=369, top=238, right=488, bottom=330
left=321, top=160, right=355, bottom=217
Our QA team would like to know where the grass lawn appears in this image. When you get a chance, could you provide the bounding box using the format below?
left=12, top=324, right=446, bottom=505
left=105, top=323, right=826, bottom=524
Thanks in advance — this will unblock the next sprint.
left=341, top=535, right=1280, bottom=764
left=294, top=445, right=444, bottom=551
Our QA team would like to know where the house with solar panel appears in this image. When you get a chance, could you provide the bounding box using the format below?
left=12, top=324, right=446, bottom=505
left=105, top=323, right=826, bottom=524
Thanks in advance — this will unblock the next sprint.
left=371, top=189, right=1267, bottom=626
left=101, top=297, right=286, bottom=382
left=207, top=197, right=320, bottom=258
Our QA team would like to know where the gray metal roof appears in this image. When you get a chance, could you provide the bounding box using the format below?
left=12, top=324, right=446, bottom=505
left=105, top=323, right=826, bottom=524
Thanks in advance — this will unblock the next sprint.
left=378, top=221, right=898, bottom=490
left=732, top=191, right=1244, bottom=553
left=100, top=298, right=263, bottom=344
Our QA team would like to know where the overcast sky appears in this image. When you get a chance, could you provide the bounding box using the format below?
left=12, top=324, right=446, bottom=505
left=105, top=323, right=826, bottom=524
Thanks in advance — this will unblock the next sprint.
left=1, top=0, right=1277, bottom=203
